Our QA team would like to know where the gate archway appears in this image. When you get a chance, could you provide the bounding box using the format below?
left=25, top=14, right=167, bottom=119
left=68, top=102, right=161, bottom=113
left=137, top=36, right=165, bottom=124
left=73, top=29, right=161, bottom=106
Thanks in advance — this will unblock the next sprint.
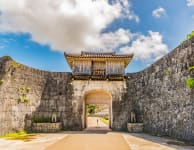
left=83, top=89, right=112, bottom=129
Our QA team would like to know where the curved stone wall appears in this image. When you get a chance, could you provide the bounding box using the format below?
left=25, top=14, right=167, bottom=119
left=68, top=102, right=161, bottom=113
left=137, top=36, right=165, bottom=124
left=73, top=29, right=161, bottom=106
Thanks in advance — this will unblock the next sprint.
left=126, top=37, right=194, bottom=142
left=0, top=57, right=73, bottom=135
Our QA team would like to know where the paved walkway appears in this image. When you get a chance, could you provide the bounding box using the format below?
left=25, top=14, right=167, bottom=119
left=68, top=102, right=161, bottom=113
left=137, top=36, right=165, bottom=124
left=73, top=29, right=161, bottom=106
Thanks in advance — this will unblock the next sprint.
left=0, top=132, right=194, bottom=150
left=85, top=116, right=110, bottom=131
left=0, top=134, right=67, bottom=150
left=123, top=133, right=194, bottom=150
left=45, top=132, right=130, bottom=150
left=87, top=116, right=108, bottom=128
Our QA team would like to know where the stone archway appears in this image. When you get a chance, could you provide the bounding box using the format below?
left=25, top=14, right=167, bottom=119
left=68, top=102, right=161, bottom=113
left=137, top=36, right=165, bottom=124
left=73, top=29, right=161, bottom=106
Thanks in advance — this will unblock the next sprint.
left=83, top=89, right=112, bottom=129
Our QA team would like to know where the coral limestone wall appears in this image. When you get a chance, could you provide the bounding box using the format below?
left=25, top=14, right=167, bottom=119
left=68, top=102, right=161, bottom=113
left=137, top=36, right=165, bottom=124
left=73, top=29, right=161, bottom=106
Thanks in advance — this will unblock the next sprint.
left=0, top=57, right=73, bottom=135
left=126, top=37, right=194, bottom=142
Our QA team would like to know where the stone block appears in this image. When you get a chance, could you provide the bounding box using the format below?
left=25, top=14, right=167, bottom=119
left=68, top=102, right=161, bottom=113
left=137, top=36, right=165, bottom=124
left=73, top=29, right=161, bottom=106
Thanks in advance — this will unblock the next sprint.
left=127, top=123, right=143, bottom=133
left=32, top=122, right=62, bottom=132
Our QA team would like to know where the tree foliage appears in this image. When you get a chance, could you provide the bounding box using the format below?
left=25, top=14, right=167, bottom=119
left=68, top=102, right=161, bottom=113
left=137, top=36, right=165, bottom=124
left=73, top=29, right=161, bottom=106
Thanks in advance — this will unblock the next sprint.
left=87, top=104, right=96, bottom=114
left=181, top=31, right=194, bottom=44
left=187, top=31, right=194, bottom=40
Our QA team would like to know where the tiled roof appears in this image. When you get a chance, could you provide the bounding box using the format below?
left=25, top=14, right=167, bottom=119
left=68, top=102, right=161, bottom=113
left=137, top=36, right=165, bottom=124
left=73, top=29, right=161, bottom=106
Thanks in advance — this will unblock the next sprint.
left=81, top=51, right=115, bottom=57
left=65, top=51, right=133, bottom=58
left=64, top=51, right=134, bottom=69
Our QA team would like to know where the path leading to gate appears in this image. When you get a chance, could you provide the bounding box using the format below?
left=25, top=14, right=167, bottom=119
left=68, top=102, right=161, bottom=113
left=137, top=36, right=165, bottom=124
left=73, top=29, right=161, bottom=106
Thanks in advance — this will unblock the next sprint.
left=0, top=132, right=194, bottom=150
left=85, top=116, right=111, bottom=131
left=87, top=116, right=108, bottom=127
left=45, top=132, right=130, bottom=150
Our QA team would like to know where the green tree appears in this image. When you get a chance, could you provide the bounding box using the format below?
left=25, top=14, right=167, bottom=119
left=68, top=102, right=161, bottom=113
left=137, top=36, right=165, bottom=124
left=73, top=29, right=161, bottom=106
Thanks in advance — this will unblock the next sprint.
left=187, top=31, right=194, bottom=39
left=87, top=104, right=95, bottom=114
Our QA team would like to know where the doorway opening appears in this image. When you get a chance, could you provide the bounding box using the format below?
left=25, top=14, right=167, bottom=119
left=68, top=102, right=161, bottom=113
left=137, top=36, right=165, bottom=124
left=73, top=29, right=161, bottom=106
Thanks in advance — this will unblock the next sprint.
left=83, top=89, right=112, bottom=130
left=86, top=104, right=110, bottom=129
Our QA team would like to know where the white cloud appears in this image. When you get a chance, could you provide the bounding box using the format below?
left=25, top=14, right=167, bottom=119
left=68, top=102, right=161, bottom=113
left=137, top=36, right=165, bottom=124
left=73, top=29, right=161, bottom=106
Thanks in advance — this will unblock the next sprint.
left=152, top=7, right=166, bottom=18
left=88, top=28, right=132, bottom=51
left=115, top=0, right=140, bottom=23
left=0, top=0, right=138, bottom=53
left=0, top=0, right=168, bottom=62
left=119, top=31, right=169, bottom=60
left=187, top=0, right=194, bottom=6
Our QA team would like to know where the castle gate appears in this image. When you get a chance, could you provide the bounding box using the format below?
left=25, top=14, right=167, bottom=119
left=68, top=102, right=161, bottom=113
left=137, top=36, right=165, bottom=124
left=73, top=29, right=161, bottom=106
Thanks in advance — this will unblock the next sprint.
left=83, top=89, right=112, bottom=129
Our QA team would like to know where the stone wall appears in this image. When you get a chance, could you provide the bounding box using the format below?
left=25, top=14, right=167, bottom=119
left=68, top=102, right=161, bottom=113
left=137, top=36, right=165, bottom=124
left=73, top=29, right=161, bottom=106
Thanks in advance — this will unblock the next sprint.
left=126, top=37, right=194, bottom=142
left=0, top=57, right=74, bottom=135
left=32, top=123, right=62, bottom=132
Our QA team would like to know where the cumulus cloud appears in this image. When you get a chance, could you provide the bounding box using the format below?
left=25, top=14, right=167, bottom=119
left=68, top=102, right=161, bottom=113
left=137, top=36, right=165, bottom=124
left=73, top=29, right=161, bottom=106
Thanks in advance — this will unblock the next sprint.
left=187, top=0, right=194, bottom=6
left=152, top=7, right=166, bottom=18
left=115, top=0, right=140, bottom=23
left=0, top=0, right=168, bottom=62
left=0, top=0, right=138, bottom=53
left=89, top=28, right=132, bottom=51
left=119, top=31, right=169, bottom=60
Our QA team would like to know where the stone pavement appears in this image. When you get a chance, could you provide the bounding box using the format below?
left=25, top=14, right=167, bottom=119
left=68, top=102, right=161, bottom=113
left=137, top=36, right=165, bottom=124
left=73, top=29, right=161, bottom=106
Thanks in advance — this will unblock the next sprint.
left=84, top=116, right=111, bottom=131
left=87, top=116, right=108, bottom=128
left=123, top=133, right=194, bottom=150
left=0, top=132, right=194, bottom=150
left=46, top=132, right=130, bottom=150
left=0, top=134, right=67, bottom=150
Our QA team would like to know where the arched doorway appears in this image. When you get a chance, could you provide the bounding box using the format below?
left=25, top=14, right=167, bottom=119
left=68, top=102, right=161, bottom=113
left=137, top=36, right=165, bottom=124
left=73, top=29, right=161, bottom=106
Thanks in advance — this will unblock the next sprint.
left=83, top=89, right=112, bottom=129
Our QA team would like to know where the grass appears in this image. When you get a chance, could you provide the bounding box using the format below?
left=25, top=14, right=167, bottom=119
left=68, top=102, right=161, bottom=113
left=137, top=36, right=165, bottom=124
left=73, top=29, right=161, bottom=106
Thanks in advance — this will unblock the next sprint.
left=0, top=130, right=36, bottom=142
left=100, top=117, right=109, bottom=125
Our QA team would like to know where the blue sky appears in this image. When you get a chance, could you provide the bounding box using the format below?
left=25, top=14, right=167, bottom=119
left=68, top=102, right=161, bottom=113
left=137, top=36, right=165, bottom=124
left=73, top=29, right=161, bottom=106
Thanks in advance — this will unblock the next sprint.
left=0, top=0, right=193, bottom=73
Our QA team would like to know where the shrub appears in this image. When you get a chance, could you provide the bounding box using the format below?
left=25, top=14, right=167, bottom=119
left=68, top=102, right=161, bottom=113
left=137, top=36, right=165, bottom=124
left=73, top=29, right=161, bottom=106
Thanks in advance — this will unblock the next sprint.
left=24, top=97, right=30, bottom=103
left=26, top=87, right=31, bottom=93
left=186, top=78, right=194, bottom=88
left=18, top=96, right=30, bottom=103
left=188, top=66, right=194, bottom=71
left=32, top=117, right=51, bottom=123
left=165, top=70, right=171, bottom=75
left=11, top=60, right=21, bottom=69
left=18, top=86, right=31, bottom=103
left=18, top=86, right=25, bottom=93
left=87, top=104, right=96, bottom=115
left=103, top=116, right=109, bottom=120
left=18, top=86, right=31, bottom=93
left=100, top=117, right=109, bottom=125
left=187, top=31, right=194, bottom=40
left=18, top=96, right=25, bottom=103
left=0, top=79, right=4, bottom=85
left=181, top=31, right=194, bottom=44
